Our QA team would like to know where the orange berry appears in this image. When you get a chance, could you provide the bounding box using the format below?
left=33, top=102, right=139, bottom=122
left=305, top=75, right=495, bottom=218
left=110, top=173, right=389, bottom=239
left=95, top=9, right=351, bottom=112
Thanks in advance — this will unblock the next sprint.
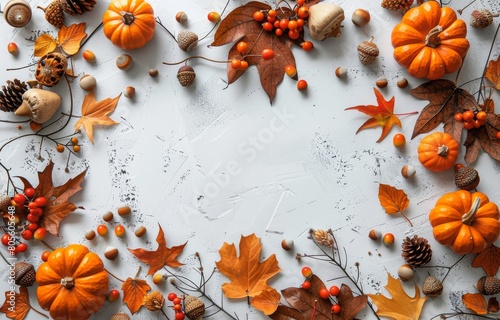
left=262, top=48, right=275, bottom=60
left=463, top=120, right=474, bottom=130
left=474, top=119, right=482, bottom=128
left=268, top=9, right=277, bottom=18
left=240, top=60, right=249, bottom=70
left=56, top=145, right=65, bottom=153
left=383, top=233, right=394, bottom=246
left=275, top=28, right=283, bottom=36
left=288, top=20, right=298, bottom=30
left=41, top=250, right=51, bottom=262
left=297, top=0, right=305, bottom=5
left=153, top=273, right=165, bottom=285
left=454, top=113, right=463, bottom=122
left=97, top=224, right=108, bottom=237
left=29, top=121, right=43, bottom=131
left=301, top=41, right=314, bottom=52
left=463, top=110, right=474, bottom=121
left=331, top=304, right=341, bottom=314
left=236, top=41, right=248, bottom=54
left=319, top=287, right=330, bottom=299
left=279, top=19, right=289, bottom=30
left=496, top=131, right=500, bottom=139
left=297, top=79, right=308, bottom=91
left=296, top=18, right=305, bottom=28
left=301, top=266, right=312, bottom=278
left=107, top=289, right=120, bottom=302
left=288, top=28, right=300, bottom=40
left=392, top=133, right=406, bottom=148
left=262, top=22, right=273, bottom=32
left=114, top=224, right=126, bottom=237
left=231, top=59, right=242, bottom=70
left=476, top=111, right=487, bottom=121
left=285, top=65, right=297, bottom=77
left=82, top=50, right=96, bottom=62
left=297, top=7, right=309, bottom=19
left=71, top=137, right=79, bottom=145
left=73, top=145, right=81, bottom=152
left=254, top=11, right=264, bottom=21
left=7, top=42, right=18, bottom=55
left=207, top=11, right=221, bottom=23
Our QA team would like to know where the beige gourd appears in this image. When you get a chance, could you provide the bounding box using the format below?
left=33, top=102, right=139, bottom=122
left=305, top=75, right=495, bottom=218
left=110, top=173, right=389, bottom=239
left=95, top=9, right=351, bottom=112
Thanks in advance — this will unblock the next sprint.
left=15, top=89, right=62, bottom=124
left=307, top=3, right=345, bottom=41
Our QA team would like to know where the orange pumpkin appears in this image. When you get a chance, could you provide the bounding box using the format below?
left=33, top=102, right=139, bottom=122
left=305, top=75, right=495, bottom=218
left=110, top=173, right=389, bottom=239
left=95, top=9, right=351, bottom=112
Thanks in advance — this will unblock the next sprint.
left=429, top=190, right=500, bottom=254
left=391, top=1, right=470, bottom=80
left=103, top=0, right=156, bottom=50
left=418, top=132, right=459, bottom=172
left=36, top=244, right=109, bottom=320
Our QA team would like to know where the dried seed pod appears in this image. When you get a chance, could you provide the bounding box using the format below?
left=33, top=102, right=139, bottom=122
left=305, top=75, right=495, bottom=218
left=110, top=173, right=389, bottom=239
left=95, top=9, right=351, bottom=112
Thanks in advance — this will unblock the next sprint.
left=4, top=0, right=32, bottom=28
left=143, top=291, right=165, bottom=311
left=422, top=275, right=443, bottom=297
left=104, top=247, right=119, bottom=260
left=177, top=30, right=199, bottom=52
left=357, top=37, right=379, bottom=65
left=79, top=74, right=96, bottom=91
left=308, top=3, right=345, bottom=40
left=110, top=312, right=130, bottom=320
left=397, top=264, right=414, bottom=282
left=375, top=77, right=388, bottom=88
left=184, top=295, right=205, bottom=320
left=477, top=276, right=500, bottom=295
left=397, top=76, right=408, bottom=88
left=455, top=166, right=480, bottom=190
left=352, top=8, right=370, bottom=27
left=35, top=52, right=67, bottom=87
left=335, top=67, right=347, bottom=78
left=177, top=66, right=196, bottom=87
left=116, top=54, right=133, bottom=70
left=176, top=11, right=188, bottom=23
left=368, top=229, right=381, bottom=240
left=281, top=239, right=294, bottom=251
left=313, top=229, right=334, bottom=247
left=401, top=165, right=416, bottom=178
left=470, top=9, right=498, bottom=29
left=14, top=88, right=62, bottom=124
left=15, top=262, right=36, bottom=287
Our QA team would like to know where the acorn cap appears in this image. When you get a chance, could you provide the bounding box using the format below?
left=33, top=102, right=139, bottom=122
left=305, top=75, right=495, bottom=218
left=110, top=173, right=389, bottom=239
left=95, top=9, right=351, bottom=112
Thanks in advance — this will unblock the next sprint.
left=357, top=37, right=379, bottom=65
left=110, top=312, right=131, bottom=320
left=455, top=167, right=480, bottom=190
left=15, top=262, right=36, bottom=287
left=4, top=0, right=32, bottom=28
left=477, top=276, right=500, bottom=295
left=184, top=295, right=205, bottom=320
left=37, top=0, right=64, bottom=29
left=422, top=275, right=443, bottom=297
left=470, top=9, right=496, bottom=28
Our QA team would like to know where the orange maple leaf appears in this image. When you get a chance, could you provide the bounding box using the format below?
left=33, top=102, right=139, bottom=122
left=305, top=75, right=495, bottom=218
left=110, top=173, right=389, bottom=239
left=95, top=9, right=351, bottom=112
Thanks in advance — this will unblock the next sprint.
left=0, top=287, right=37, bottom=320
left=485, top=57, right=500, bottom=90
left=472, top=244, right=500, bottom=276
left=345, top=88, right=402, bottom=142
left=74, top=91, right=121, bottom=144
left=251, top=288, right=281, bottom=315
left=34, top=23, right=87, bottom=57
left=128, top=224, right=187, bottom=275
left=462, top=293, right=488, bottom=315
left=368, top=273, right=427, bottom=320
left=216, top=233, right=281, bottom=299
left=121, top=277, right=151, bottom=314
left=378, top=183, right=412, bottom=227
left=19, top=160, right=87, bottom=235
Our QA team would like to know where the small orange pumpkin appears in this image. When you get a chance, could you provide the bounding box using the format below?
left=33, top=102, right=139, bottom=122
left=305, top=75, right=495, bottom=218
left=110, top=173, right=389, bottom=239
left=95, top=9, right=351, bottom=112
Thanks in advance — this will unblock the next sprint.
left=391, top=1, right=470, bottom=80
left=102, top=0, right=156, bottom=50
left=418, top=132, right=459, bottom=172
left=429, top=190, right=500, bottom=254
left=36, top=244, right=109, bottom=320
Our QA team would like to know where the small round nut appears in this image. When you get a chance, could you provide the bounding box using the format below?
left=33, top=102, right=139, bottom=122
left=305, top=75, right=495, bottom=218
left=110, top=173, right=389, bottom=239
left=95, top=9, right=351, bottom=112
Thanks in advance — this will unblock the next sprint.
left=177, top=30, right=198, bottom=52
left=102, top=211, right=113, bottom=222
left=281, top=239, right=294, bottom=251
left=176, top=11, right=188, bottom=24
left=104, top=247, right=119, bottom=260
left=401, top=165, right=416, bottom=179
left=79, top=75, right=96, bottom=91
left=149, top=68, right=158, bottom=77
left=368, top=229, right=381, bottom=241
left=134, top=225, right=147, bottom=237
left=422, top=275, right=443, bottom=297
left=118, top=206, right=131, bottom=216
left=352, top=8, right=370, bottom=27
left=335, top=67, right=347, bottom=79
left=85, top=229, right=96, bottom=240
left=396, top=76, right=408, bottom=88
left=124, top=86, right=135, bottom=99
left=357, top=37, right=379, bottom=65
left=397, top=264, right=414, bottom=282
left=116, top=54, right=133, bottom=70
left=375, top=77, right=388, bottom=88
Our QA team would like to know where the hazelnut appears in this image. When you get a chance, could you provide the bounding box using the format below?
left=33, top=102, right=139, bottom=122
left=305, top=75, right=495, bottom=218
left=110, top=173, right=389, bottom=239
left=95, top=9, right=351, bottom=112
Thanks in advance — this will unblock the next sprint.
left=397, top=264, right=414, bottom=282
left=335, top=67, right=347, bottom=78
left=118, top=206, right=131, bottom=216
left=176, top=11, right=188, bottom=24
left=134, top=225, right=147, bottom=237
left=116, top=54, right=133, bottom=70
left=124, top=86, right=135, bottom=99
left=281, top=239, right=294, bottom=251
left=85, top=230, right=96, bottom=240
left=397, top=76, right=408, bottom=88
left=375, top=77, right=388, bottom=88
left=79, top=75, right=96, bottom=91
left=401, top=165, right=416, bottom=179
left=149, top=68, right=159, bottom=77
left=368, top=229, right=381, bottom=241
left=104, top=247, right=119, bottom=260
left=102, top=211, right=113, bottom=222
left=352, top=9, right=370, bottom=27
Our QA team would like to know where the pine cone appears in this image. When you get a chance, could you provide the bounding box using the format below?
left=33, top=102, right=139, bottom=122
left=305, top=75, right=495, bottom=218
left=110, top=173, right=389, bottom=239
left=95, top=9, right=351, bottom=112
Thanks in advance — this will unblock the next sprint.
left=401, top=235, right=432, bottom=267
left=38, top=0, right=64, bottom=29
left=381, top=0, right=414, bottom=12
left=59, top=0, right=96, bottom=16
left=0, top=79, right=29, bottom=112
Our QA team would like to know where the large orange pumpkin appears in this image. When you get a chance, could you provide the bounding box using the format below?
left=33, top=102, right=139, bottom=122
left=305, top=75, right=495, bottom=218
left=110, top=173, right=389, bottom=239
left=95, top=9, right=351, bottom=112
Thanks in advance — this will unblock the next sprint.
left=429, top=190, right=500, bottom=254
left=36, top=244, right=109, bottom=320
left=418, top=132, right=459, bottom=172
left=103, top=0, right=156, bottom=50
left=391, top=1, right=469, bottom=80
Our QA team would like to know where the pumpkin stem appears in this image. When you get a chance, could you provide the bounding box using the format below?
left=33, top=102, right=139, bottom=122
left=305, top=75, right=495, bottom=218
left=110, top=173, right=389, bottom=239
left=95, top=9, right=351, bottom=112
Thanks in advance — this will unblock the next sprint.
left=61, top=276, right=75, bottom=289
left=425, top=25, right=442, bottom=48
left=121, top=11, right=135, bottom=25
left=437, top=144, right=449, bottom=156
left=462, top=197, right=481, bottom=226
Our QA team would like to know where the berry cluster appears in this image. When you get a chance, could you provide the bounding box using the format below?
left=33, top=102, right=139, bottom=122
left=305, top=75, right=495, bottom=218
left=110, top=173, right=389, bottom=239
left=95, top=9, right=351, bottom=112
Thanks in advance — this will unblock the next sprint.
left=167, top=293, right=186, bottom=320
left=300, top=266, right=342, bottom=314
left=454, top=110, right=487, bottom=130
left=2, top=188, right=48, bottom=255
left=254, top=0, right=310, bottom=41
left=56, top=136, right=81, bottom=153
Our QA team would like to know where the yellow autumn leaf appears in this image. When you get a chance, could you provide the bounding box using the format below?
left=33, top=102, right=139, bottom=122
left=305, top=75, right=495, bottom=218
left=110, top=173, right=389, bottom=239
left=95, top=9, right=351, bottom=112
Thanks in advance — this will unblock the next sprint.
left=485, top=57, right=500, bottom=90
left=58, top=23, right=87, bottom=56
left=251, top=288, right=281, bottom=315
left=34, top=34, right=57, bottom=57
left=368, top=273, right=427, bottom=320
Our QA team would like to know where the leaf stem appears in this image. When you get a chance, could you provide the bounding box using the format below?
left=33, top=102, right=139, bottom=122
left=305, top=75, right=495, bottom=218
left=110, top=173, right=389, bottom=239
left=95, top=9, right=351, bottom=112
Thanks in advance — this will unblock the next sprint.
left=105, top=268, right=126, bottom=282
left=163, top=55, right=231, bottom=66
left=394, top=111, right=419, bottom=116
left=400, top=211, right=413, bottom=227
left=30, top=306, right=49, bottom=318
left=160, top=308, right=171, bottom=320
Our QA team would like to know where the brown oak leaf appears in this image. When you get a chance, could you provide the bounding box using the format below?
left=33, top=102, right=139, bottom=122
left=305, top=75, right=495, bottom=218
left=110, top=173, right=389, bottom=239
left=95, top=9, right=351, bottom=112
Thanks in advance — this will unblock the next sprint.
left=19, top=160, right=87, bottom=235
left=378, top=183, right=412, bottom=226
left=74, top=91, right=121, bottom=143
left=0, top=287, right=35, bottom=320
left=251, top=288, right=281, bottom=315
left=211, top=1, right=301, bottom=103
left=368, top=273, right=427, bottom=320
left=472, top=244, right=500, bottom=277
left=485, top=57, right=500, bottom=90
left=335, top=284, right=368, bottom=320
left=345, top=88, right=402, bottom=142
left=128, top=224, right=187, bottom=275
left=462, top=293, right=488, bottom=315
left=34, top=23, right=86, bottom=57
left=216, top=233, right=281, bottom=299
left=269, top=305, right=304, bottom=320
left=121, top=277, right=151, bottom=314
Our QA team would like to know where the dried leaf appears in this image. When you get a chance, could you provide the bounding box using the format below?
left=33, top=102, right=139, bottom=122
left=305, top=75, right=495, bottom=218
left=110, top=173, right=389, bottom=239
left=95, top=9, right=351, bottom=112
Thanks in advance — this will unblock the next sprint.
left=58, top=23, right=87, bottom=56
left=212, top=1, right=300, bottom=103
left=463, top=111, right=500, bottom=164
left=462, top=293, right=488, bottom=315
left=368, top=273, right=427, bottom=320
left=335, top=284, right=368, bottom=320
left=269, top=305, right=304, bottom=320
left=410, top=79, right=477, bottom=143
left=34, top=34, right=57, bottom=57
left=472, top=244, right=500, bottom=277
left=121, top=278, right=151, bottom=314
left=74, top=91, right=121, bottom=143
left=216, top=233, right=281, bottom=299
left=128, top=224, right=187, bottom=275
left=19, top=160, right=87, bottom=235
left=378, top=184, right=410, bottom=214
left=251, top=288, right=281, bottom=315
left=0, top=288, right=33, bottom=320
left=345, top=88, right=402, bottom=142
left=488, top=297, right=499, bottom=313
left=485, top=57, right=500, bottom=90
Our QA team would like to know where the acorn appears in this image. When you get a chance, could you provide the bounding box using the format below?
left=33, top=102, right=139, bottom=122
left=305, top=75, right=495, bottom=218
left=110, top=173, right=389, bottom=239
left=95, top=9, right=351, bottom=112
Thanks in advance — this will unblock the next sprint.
left=477, top=276, right=500, bottom=295
left=102, top=211, right=114, bottom=222
left=375, top=76, right=388, bottom=88
left=470, top=9, right=499, bottom=29
left=335, top=67, right=347, bottom=78
left=357, top=37, right=379, bottom=65
left=104, top=247, right=119, bottom=260
left=352, top=8, right=370, bottom=27
left=455, top=166, right=480, bottom=190
left=79, top=75, right=96, bottom=91
left=422, top=275, right=443, bottom=297
left=4, top=0, right=32, bottom=28
left=134, top=225, right=147, bottom=237
left=176, top=11, right=188, bottom=23
left=84, top=229, right=96, bottom=240
left=281, top=239, right=294, bottom=251
left=401, top=165, right=416, bottom=179
left=368, top=229, right=381, bottom=241
left=397, top=264, right=414, bottom=282
left=177, top=66, right=196, bottom=87
left=124, top=86, right=135, bottom=99
left=37, top=0, right=64, bottom=29
left=397, top=76, right=408, bottom=88
left=184, top=295, right=205, bottom=320
left=15, top=262, right=36, bottom=287
left=110, top=312, right=130, bottom=320
left=116, top=54, right=133, bottom=70
left=177, top=30, right=198, bottom=52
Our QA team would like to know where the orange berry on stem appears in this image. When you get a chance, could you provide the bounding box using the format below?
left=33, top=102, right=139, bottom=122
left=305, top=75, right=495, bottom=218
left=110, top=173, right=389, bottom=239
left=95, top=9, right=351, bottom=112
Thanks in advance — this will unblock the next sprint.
left=463, top=110, right=474, bottom=121
left=288, top=28, right=300, bottom=40
left=231, top=59, right=242, bottom=70
left=288, top=20, right=298, bottom=30
left=275, top=28, right=283, bottom=36
left=454, top=113, right=463, bottom=122
left=496, top=131, right=500, bottom=139
left=454, top=163, right=465, bottom=173
left=268, top=9, right=277, bottom=18
left=329, top=285, right=340, bottom=296
left=34, top=227, right=47, bottom=240
left=236, top=41, right=248, bottom=54
left=319, top=287, right=330, bottom=299
left=73, top=145, right=81, bottom=153
left=82, top=50, right=96, bottom=62
left=56, top=145, right=65, bottom=153
left=331, top=304, right=341, bottom=314
left=302, top=280, right=311, bottom=289
left=107, top=289, right=120, bottom=302
left=296, top=18, right=305, bottom=28
left=476, top=111, right=487, bottom=121
left=463, top=120, right=474, bottom=130
left=7, top=42, right=18, bottom=55
left=240, top=60, right=249, bottom=70
left=279, top=19, right=289, bottom=30
left=262, top=22, right=273, bottom=32
left=301, top=266, right=312, bottom=278
left=254, top=11, right=264, bottom=21
left=297, top=6, right=309, bottom=19
left=262, top=48, right=275, bottom=60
